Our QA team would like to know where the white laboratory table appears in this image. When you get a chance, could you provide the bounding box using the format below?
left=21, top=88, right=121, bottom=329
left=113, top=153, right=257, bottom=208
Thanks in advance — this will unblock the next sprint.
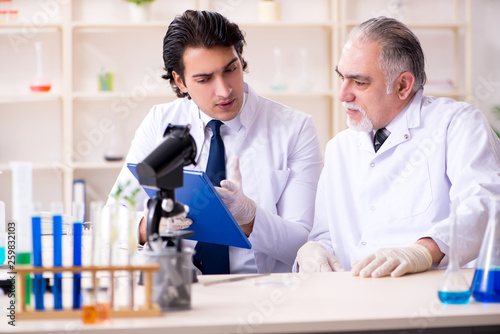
left=2, top=269, right=500, bottom=334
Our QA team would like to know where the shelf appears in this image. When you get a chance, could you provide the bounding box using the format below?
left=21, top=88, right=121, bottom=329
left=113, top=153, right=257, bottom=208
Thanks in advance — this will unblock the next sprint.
left=425, top=90, right=468, bottom=98
left=71, top=161, right=124, bottom=170
left=0, top=93, right=62, bottom=103
left=344, top=20, right=468, bottom=30
left=0, top=23, right=62, bottom=31
left=72, top=21, right=172, bottom=30
left=259, top=90, right=334, bottom=99
left=72, top=91, right=175, bottom=101
left=0, top=162, right=68, bottom=172
left=240, top=22, right=332, bottom=30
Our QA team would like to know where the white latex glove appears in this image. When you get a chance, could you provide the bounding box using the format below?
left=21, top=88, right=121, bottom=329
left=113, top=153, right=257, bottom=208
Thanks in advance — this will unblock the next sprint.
left=216, top=156, right=257, bottom=226
left=297, top=241, right=345, bottom=273
left=351, top=244, right=433, bottom=278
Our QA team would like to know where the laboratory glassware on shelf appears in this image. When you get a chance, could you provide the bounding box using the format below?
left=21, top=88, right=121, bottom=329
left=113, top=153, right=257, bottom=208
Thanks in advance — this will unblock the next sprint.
left=271, top=47, right=287, bottom=91
left=437, top=203, right=471, bottom=304
left=471, top=195, right=500, bottom=303
left=258, top=0, right=280, bottom=23
left=30, top=41, right=52, bottom=93
left=11, top=162, right=33, bottom=306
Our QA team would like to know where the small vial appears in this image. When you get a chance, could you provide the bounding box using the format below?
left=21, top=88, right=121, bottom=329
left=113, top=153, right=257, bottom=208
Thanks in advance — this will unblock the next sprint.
left=96, top=287, right=111, bottom=324
left=81, top=288, right=97, bottom=324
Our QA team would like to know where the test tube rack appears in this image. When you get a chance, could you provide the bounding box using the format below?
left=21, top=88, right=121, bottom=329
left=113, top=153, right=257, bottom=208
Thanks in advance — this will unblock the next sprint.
left=14, top=264, right=161, bottom=319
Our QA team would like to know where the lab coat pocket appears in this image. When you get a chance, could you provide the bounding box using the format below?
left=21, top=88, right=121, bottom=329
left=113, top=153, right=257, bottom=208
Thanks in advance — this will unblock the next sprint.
left=385, top=157, right=433, bottom=221
left=270, top=169, right=290, bottom=204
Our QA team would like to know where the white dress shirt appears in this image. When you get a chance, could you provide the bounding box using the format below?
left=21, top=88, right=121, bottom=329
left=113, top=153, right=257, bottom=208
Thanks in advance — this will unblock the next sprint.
left=104, top=83, right=323, bottom=273
left=308, top=88, right=500, bottom=270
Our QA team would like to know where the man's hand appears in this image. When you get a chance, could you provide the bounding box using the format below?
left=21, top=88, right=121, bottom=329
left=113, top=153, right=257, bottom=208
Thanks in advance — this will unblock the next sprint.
left=351, top=244, right=433, bottom=278
left=217, top=156, right=257, bottom=226
left=297, top=241, right=345, bottom=273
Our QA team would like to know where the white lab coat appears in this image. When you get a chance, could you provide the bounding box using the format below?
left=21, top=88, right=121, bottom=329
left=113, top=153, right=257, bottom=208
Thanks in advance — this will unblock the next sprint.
left=105, top=83, right=323, bottom=273
left=309, top=88, right=500, bottom=270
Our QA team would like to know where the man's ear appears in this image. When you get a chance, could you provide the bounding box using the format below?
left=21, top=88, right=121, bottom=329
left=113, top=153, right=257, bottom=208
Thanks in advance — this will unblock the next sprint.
left=396, top=71, right=416, bottom=100
left=172, top=71, right=188, bottom=93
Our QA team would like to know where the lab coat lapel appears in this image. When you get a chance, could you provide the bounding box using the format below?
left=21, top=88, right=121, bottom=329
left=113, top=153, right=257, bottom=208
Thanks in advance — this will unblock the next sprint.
left=357, top=131, right=375, bottom=153
left=373, top=89, right=423, bottom=154
left=187, top=101, right=206, bottom=164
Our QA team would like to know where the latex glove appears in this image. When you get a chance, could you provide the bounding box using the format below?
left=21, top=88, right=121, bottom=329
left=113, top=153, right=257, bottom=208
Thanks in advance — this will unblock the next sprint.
left=142, top=201, right=193, bottom=231
left=217, top=156, right=257, bottom=226
left=351, top=244, right=433, bottom=278
left=297, top=241, right=345, bottom=273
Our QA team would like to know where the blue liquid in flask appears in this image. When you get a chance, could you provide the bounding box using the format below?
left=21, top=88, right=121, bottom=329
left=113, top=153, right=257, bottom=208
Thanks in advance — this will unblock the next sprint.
left=471, top=268, right=500, bottom=303
left=0, top=247, right=5, bottom=265
left=438, top=290, right=471, bottom=304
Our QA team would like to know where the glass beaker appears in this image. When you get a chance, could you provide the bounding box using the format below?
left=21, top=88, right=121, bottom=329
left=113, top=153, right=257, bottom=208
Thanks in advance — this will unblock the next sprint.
left=437, top=203, right=471, bottom=304
left=81, top=287, right=97, bottom=324
left=471, top=195, right=500, bottom=303
left=143, top=247, right=194, bottom=311
left=96, top=286, right=111, bottom=324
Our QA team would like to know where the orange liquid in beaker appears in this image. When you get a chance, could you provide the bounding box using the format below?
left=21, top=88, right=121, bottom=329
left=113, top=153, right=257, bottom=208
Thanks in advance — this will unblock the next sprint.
left=96, top=302, right=111, bottom=324
left=82, top=305, right=97, bottom=324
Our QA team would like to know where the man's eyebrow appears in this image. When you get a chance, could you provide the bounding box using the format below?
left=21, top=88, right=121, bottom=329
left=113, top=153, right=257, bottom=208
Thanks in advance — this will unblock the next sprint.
left=335, top=66, right=372, bottom=82
left=191, top=57, right=239, bottom=78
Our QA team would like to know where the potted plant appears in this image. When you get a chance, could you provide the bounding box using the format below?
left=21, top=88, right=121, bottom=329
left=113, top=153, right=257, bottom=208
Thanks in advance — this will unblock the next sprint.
left=124, top=0, right=155, bottom=22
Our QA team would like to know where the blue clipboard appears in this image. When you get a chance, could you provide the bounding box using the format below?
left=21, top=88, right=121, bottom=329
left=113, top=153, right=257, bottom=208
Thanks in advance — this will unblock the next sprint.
left=127, top=163, right=251, bottom=249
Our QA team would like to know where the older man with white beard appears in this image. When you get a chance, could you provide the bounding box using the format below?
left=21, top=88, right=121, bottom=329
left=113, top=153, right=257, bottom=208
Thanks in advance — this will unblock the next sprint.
left=295, top=17, right=500, bottom=278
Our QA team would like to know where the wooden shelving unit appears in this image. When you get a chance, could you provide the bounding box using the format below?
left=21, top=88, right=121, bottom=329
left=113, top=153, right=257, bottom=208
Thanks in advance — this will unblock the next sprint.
left=0, top=0, right=472, bottom=220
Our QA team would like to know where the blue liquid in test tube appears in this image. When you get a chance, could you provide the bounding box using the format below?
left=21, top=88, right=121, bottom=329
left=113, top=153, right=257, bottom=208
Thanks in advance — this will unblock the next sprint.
left=32, top=209, right=44, bottom=311
left=72, top=202, right=84, bottom=309
left=52, top=202, right=63, bottom=310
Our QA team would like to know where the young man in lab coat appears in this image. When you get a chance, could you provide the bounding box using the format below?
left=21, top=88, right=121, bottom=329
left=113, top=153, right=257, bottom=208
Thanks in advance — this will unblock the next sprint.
left=104, top=10, right=323, bottom=274
left=297, top=17, right=500, bottom=277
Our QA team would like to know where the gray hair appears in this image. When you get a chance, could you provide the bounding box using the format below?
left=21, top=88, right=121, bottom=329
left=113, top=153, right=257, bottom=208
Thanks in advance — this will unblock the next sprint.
left=345, top=16, right=426, bottom=93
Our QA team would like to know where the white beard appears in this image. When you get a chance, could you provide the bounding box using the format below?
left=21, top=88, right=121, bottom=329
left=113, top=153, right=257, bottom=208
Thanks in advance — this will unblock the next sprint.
left=343, top=102, right=373, bottom=132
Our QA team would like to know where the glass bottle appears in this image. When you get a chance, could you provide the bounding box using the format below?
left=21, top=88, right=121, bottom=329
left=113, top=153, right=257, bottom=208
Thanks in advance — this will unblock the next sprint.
left=271, top=47, right=287, bottom=91
left=437, top=203, right=471, bottom=304
left=471, top=195, right=500, bottom=303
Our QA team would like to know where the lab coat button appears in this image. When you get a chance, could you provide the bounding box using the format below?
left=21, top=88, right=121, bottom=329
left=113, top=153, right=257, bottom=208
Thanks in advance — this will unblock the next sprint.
left=370, top=163, right=375, bottom=168
left=404, top=134, right=409, bottom=140
left=370, top=206, right=375, bottom=211
left=361, top=241, right=366, bottom=246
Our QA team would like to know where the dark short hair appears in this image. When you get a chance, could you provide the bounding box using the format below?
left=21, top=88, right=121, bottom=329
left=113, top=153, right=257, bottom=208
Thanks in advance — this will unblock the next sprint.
left=162, top=10, right=248, bottom=98
left=346, top=16, right=427, bottom=92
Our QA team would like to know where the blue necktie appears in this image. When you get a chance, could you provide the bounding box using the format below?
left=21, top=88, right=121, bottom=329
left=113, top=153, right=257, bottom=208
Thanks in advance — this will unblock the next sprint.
left=193, top=120, right=230, bottom=274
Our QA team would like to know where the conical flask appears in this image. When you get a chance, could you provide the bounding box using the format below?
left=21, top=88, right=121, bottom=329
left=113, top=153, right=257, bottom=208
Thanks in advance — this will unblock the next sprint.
left=437, top=203, right=471, bottom=304
left=471, top=195, right=500, bottom=303
left=30, top=41, right=52, bottom=93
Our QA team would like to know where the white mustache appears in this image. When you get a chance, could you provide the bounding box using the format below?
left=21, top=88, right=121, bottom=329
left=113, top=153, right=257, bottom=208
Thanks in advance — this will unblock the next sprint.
left=342, top=102, right=362, bottom=111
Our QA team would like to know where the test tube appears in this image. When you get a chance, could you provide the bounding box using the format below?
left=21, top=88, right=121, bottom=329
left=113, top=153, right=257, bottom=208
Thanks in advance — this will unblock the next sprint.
left=32, top=203, right=44, bottom=311
left=10, top=161, right=33, bottom=306
left=90, top=201, right=103, bottom=266
left=51, top=202, right=63, bottom=310
left=73, top=201, right=84, bottom=309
